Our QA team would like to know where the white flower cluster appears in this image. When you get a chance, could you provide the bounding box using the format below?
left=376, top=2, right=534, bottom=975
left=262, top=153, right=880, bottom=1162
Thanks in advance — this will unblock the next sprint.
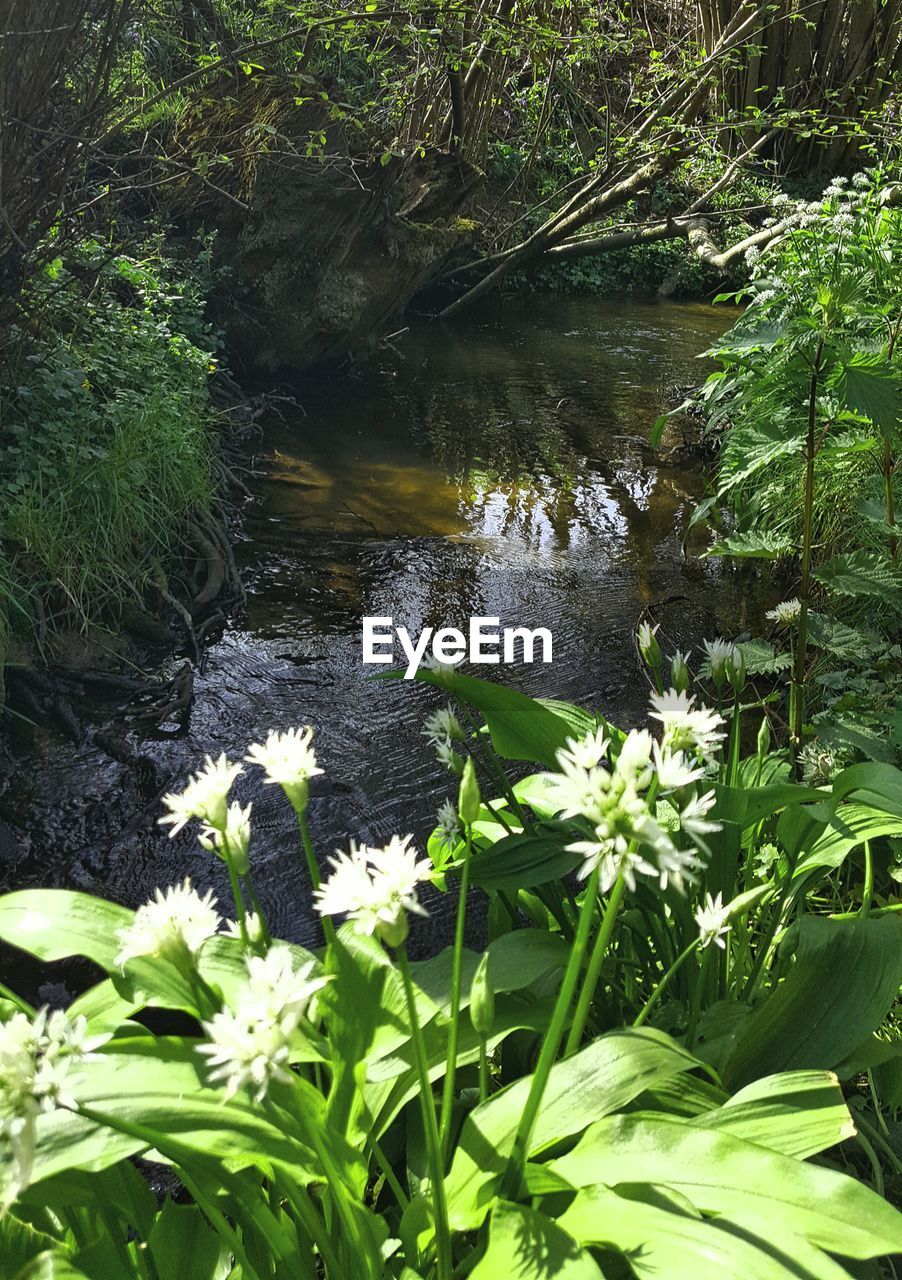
left=547, top=715, right=719, bottom=896
left=694, top=891, right=732, bottom=949
left=1, top=1009, right=108, bottom=1203
left=766, top=598, right=801, bottom=627
left=198, top=946, right=329, bottom=1100
left=313, top=835, right=433, bottom=946
left=649, top=689, right=726, bottom=759
left=160, top=754, right=243, bottom=837
left=115, top=878, right=221, bottom=968
left=435, top=797, right=463, bottom=847
left=246, top=726, right=323, bottom=811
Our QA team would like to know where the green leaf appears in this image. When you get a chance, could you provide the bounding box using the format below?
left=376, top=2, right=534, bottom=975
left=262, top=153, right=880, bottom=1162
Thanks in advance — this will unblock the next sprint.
left=723, top=915, right=902, bottom=1089
left=843, top=353, right=901, bottom=444
left=470, top=1202, right=603, bottom=1278
left=14, top=1253, right=93, bottom=1280
left=551, top=1113, right=902, bottom=1260
left=444, top=1028, right=702, bottom=1230
left=706, top=530, right=795, bottom=559
left=814, top=551, right=902, bottom=608
left=148, top=1201, right=228, bottom=1280
left=0, top=1217, right=66, bottom=1278
left=691, top=1070, right=855, bottom=1158
left=469, top=829, right=581, bottom=891
left=0, top=891, right=132, bottom=967
left=794, top=803, right=902, bottom=878
left=717, top=420, right=805, bottom=493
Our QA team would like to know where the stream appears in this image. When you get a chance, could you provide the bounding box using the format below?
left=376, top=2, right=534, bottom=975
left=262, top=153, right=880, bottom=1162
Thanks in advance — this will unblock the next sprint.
left=0, top=296, right=766, bottom=967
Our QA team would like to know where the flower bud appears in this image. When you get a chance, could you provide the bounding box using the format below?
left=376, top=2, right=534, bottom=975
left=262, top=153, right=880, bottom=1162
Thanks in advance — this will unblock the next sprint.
left=725, top=647, right=745, bottom=694
left=637, top=621, right=661, bottom=672
left=458, top=757, right=481, bottom=827
left=469, top=952, right=495, bottom=1037
left=671, top=649, right=691, bottom=694
left=757, top=716, right=771, bottom=757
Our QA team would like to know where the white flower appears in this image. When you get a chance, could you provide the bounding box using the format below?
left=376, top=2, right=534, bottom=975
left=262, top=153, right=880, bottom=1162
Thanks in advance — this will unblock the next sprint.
left=694, top=891, right=732, bottom=949
left=832, top=211, right=855, bottom=232
left=652, top=841, right=703, bottom=894
left=615, top=730, right=654, bottom=786
left=744, top=246, right=761, bottom=266
left=197, top=946, right=329, bottom=1101
left=246, top=727, right=323, bottom=810
left=224, top=911, right=266, bottom=946
left=436, top=799, right=462, bottom=846
left=159, top=754, right=243, bottom=836
left=679, top=789, right=720, bottom=838
left=772, top=191, right=792, bottom=208
left=557, top=726, right=611, bottom=772
left=568, top=840, right=657, bottom=893
left=649, top=689, right=726, bottom=760
left=200, top=801, right=252, bottom=874
left=1, top=1009, right=108, bottom=1205
left=435, top=737, right=464, bottom=776
left=765, top=598, right=801, bottom=626
left=851, top=172, right=869, bottom=189
left=702, top=638, right=735, bottom=683
left=754, top=288, right=777, bottom=304
left=115, top=879, right=221, bottom=967
left=653, top=741, right=704, bottom=791
left=313, top=836, right=432, bottom=947
left=421, top=655, right=459, bottom=685
left=422, top=705, right=464, bottom=744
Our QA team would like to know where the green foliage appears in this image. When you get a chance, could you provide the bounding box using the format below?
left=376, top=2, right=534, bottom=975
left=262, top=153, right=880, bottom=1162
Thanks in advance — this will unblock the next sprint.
left=2, top=672, right=902, bottom=1277
left=0, top=236, right=217, bottom=664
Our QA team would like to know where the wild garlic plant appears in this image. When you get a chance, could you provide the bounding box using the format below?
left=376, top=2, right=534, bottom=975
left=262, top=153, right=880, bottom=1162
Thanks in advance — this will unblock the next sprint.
left=1, top=666, right=902, bottom=1278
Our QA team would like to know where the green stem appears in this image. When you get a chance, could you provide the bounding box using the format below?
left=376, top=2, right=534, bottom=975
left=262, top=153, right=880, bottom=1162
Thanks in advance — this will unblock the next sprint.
left=368, top=1133, right=409, bottom=1209
left=686, top=946, right=709, bottom=1048
left=397, top=946, right=452, bottom=1280
left=860, top=841, right=874, bottom=918
left=633, top=939, right=701, bottom=1028
left=564, top=874, right=626, bottom=1056
left=440, top=839, right=472, bottom=1165
left=297, top=807, right=335, bottom=944
left=792, top=337, right=824, bottom=748
left=499, top=867, right=600, bottom=1200
left=478, top=1040, right=489, bottom=1104
left=276, top=1172, right=344, bottom=1278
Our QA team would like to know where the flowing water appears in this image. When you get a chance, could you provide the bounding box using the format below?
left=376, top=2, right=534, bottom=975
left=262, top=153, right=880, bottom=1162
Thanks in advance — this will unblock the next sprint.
left=0, top=296, right=765, bottom=967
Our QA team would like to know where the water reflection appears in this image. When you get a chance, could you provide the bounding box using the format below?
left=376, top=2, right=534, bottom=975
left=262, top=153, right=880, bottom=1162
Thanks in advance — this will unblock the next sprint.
left=2, top=297, right=764, bottom=957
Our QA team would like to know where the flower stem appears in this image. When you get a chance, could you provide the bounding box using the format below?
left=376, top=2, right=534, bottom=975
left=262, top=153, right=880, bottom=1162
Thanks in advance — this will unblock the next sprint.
left=397, top=946, right=452, bottom=1280
left=633, top=939, right=700, bottom=1027
left=564, top=874, right=626, bottom=1056
left=478, top=1039, right=489, bottom=1103
left=440, top=840, right=471, bottom=1166
left=499, top=867, right=600, bottom=1201
left=792, top=337, right=824, bottom=748
left=296, top=807, right=335, bottom=944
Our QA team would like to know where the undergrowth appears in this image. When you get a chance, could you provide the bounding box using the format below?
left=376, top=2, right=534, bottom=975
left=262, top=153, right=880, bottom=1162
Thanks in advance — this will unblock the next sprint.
left=0, top=234, right=219, bottom=675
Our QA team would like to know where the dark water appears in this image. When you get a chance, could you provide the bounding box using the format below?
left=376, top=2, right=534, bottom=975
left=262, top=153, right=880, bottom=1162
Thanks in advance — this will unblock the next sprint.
left=0, top=297, right=764, bottom=957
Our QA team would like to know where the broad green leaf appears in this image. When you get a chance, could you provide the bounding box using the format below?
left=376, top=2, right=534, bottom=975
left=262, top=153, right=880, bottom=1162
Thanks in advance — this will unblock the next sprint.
left=0, top=1217, right=65, bottom=1278
left=724, top=915, right=902, bottom=1088
left=691, top=1069, right=854, bottom=1157
left=706, top=530, right=794, bottom=559
left=470, top=1202, right=603, bottom=1279
left=717, top=420, right=804, bottom=493
left=712, top=781, right=824, bottom=830
left=0, top=891, right=131, bottom=967
left=28, top=1036, right=322, bottom=1188
left=794, top=803, right=902, bottom=878
left=843, top=353, right=901, bottom=444
left=469, top=829, right=581, bottom=891
left=444, top=1028, right=702, bottom=1230
left=558, top=1183, right=852, bottom=1279
left=814, top=551, right=902, bottom=609
left=14, top=1253, right=93, bottom=1280
left=413, top=932, right=568, bottom=1016
left=551, top=1113, right=902, bottom=1260
left=831, top=761, right=902, bottom=818
left=148, top=1201, right=229, bottom=1280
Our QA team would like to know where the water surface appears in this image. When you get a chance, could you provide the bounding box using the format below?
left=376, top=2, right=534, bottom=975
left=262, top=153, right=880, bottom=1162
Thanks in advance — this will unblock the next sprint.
left=1, top=297, right=762, bottom=955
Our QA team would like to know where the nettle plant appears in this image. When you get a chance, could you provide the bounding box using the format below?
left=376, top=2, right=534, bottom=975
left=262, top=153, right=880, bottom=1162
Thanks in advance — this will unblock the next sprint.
left=657, top=168, right=902, bottom=760
left=2, top=662, right=902, bottom=1279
